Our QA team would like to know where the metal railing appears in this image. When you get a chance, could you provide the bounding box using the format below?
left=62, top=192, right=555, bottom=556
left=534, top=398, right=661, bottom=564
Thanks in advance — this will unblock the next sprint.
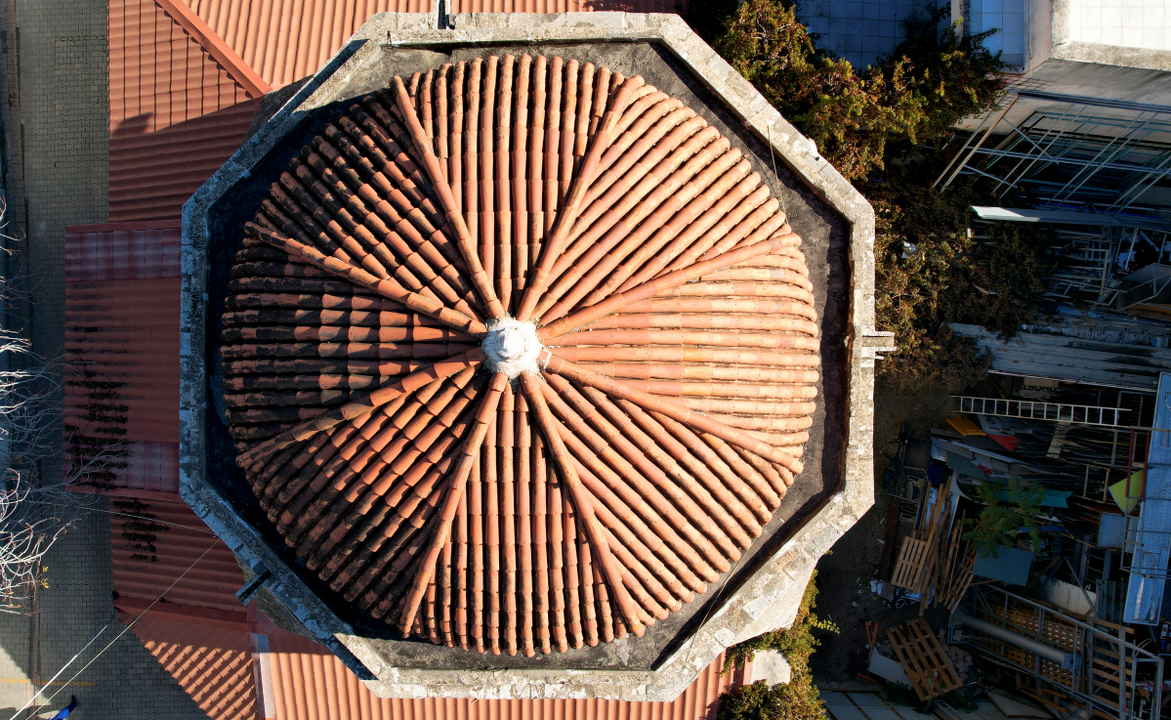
left=961, top=586, right=1164, bottom=720
left=937, top=101, right=1171, bottom=220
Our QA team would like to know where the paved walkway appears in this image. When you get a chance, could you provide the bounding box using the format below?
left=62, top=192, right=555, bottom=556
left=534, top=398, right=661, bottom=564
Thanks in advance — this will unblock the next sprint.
left=0, top=505, right=207, bottom=719
left=0, top=0, right=208, bottom=716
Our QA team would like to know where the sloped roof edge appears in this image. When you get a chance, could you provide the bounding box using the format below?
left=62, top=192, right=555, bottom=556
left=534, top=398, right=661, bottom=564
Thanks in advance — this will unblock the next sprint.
left=179, top=11, right=893, bottom=701
left=155, top=0, right=272, bottom=98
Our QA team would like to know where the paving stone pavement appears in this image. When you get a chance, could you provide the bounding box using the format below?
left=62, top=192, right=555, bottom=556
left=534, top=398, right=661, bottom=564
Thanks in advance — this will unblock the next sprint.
left=0, top=0, right=210, bottom=716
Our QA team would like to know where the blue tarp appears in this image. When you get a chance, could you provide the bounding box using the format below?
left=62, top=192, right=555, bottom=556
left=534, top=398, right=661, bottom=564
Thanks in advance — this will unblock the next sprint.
left=973, top=546, right=1035, bottom=586
left=995, top=488, right=1072, bottom=508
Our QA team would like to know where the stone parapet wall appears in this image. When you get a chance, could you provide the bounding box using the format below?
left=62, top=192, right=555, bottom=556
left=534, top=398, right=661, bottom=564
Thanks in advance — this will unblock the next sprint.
left=180, top=11, right=894, bottom=701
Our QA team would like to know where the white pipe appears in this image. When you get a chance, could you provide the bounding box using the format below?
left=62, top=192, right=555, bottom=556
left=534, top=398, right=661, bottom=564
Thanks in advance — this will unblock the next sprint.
left=956, top=612, right=1075, bottom=667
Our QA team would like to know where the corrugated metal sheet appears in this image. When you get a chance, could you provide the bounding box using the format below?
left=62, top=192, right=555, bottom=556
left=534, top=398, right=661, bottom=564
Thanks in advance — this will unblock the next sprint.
left=110, top=0, right=259, bottom=221
left=112, top=440, right=181, bottom=496
left=64, top=275, right=180, bottom=441
left=180, top=0, right=685, bottom=89
left=128, top=615, right=259, bottom=720
left=65, top=220, right=182, bottom=282
left=65, top=223, right=182, bottom=495
left=952, top=323, right=1171, bottom=392
left=111, top=498, right=246, bottom=616
left=264, top=630, right=748, bottom=720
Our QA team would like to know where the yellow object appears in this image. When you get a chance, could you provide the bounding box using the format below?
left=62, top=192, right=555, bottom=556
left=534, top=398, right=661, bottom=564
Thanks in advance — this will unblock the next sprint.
left=1109, top=471, right=1146, bottom=514
left=946, top=417, right=985, bottom=436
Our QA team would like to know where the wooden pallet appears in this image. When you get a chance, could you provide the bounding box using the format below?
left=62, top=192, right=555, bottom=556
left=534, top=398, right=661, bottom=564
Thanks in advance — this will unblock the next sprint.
left=891, top=482, right=956, bottom=597
left=941, top=548, right=975, bottom=612
left=933, top=518, right=975, bottom=612
left=891, top=536, right=929, bottom=591
left=887, top=618, right=962, bottom=701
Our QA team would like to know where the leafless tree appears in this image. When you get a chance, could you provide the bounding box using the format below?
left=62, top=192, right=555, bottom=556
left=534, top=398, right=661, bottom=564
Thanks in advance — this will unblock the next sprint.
left=0, top=203, right=124, bottom=611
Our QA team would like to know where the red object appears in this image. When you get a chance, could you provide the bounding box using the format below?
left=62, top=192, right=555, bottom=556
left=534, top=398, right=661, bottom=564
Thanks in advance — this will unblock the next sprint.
left=111, top=499, right=246, bottom=622
left=128, top=615, right=259, bottom=720
left=988, top=434, right=1021, bottom=452
left=64, top=222, right=182, bottom=496
left=264, top=631, right=747, bottom=720
left=91, top=0, right=765, bottom=714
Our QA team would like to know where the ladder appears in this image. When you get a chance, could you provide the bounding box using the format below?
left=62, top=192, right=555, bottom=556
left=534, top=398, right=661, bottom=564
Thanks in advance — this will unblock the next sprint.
left=956, top=396, right=1129, bottom=427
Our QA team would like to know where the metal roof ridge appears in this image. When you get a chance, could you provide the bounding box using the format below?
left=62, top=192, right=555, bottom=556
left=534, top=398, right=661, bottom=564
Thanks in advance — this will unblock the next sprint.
left=153, top=0, right=272, bottom=99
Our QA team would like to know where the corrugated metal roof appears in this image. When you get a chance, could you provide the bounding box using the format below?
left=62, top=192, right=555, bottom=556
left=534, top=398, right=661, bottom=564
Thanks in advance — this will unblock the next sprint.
left=952, top=323, right=1171, bottom=392
left=111, top=498, right=246, bottom=616
left=264, top=630, right=747, bottom=720
left=65, top=220, right=181, bottom=283
left=179, top=0, right=685, bottom=89
left=128, top=615, right=260, bottom=720
left=114, top=440, right=181, bottom=497
left=65, top=277, right=180, bottom=442
left=110, top=0, right=259, bottom=221
left=65, top=223, right=182, bottom=494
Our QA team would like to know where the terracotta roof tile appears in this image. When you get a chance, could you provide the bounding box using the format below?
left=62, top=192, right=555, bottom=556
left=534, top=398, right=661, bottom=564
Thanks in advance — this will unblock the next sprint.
left=263, top=630, right=749, bottom=720
left=127, top=616, right=259, bottom=720
left=180, top=0, right=687, bottom=89
left=219, top=54, right=818, bottom=656
left=109, top=0, right=259, bottom=221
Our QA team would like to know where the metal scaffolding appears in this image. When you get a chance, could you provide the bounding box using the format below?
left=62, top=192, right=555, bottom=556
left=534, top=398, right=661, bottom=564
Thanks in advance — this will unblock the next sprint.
left=936, top=94, right=1171, bottom=221
left=960, top=585, right=1165, bottom=720
left=955, top=395, right=1130, bottom=426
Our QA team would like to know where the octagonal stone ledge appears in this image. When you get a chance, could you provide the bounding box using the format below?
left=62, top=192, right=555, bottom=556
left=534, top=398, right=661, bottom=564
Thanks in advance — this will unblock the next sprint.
left=179, top=11, right=892, bottom=701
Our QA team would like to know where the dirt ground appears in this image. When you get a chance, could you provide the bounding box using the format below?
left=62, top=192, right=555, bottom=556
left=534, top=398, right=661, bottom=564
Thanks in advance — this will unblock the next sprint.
left=808, top=381, right=955, bottom=690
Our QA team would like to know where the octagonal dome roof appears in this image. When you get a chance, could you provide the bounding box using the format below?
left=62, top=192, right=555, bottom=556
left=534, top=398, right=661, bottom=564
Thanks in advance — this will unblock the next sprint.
left=220, top=53, right=818, bottom=657
left=181, top=12, right=889, bottom=701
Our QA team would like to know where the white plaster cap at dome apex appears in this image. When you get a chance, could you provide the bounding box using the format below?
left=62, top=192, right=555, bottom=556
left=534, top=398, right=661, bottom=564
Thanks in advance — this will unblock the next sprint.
left=482, top=317, right=542, bottom=379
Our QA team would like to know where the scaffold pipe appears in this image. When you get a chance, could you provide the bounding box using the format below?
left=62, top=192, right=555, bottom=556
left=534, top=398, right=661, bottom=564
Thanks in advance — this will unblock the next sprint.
left=955, top=612, right=1075, bottom=667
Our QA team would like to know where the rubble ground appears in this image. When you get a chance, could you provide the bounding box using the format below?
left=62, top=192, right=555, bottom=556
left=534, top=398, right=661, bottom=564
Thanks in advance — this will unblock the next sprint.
left=809, top=381, right=954, bottom=689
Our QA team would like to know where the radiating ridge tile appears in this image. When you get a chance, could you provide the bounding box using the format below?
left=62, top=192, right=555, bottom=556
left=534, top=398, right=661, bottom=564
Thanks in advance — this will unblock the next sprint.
left=220, top=54, right=819, bottom=654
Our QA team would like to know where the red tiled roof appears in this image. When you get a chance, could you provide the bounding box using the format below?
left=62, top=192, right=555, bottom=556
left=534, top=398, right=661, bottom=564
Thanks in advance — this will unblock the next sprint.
left=127, top=615, right=259, bottom=720
left=87, top=4, right=767, bottom=713
left=124, top=620, right=746, bottom=720
left=179, top=0, right=686, bottom=90
left=111, top=498, right=246, bottom=620
left=263, top=631, right=749, bottom=720
left=109, top=0, right=260, bottom=221
left=221, top=55, right=817, bottom=656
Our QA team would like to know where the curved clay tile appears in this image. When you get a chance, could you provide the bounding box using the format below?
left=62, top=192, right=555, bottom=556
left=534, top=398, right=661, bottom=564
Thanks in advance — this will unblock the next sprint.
left=220, top=54, right=819, bottom=657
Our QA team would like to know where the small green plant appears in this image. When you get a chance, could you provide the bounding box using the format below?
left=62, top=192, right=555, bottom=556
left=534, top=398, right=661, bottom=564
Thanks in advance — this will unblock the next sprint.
left=719, top=572, right=835, bottom=720
left=961, top=477, right=1045, bottom=557
left=719, top=681, right=786, bottom=720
